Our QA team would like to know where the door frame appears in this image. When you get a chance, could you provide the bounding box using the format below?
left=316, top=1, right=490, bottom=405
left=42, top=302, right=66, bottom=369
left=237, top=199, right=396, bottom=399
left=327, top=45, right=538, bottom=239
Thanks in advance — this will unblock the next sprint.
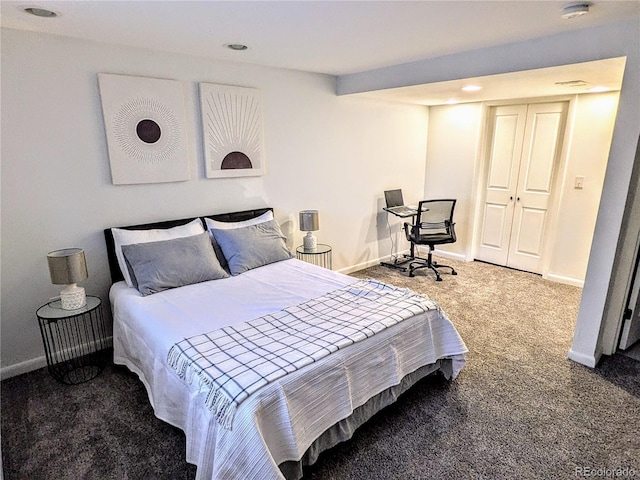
left=470, top=95, right=577, bottom=283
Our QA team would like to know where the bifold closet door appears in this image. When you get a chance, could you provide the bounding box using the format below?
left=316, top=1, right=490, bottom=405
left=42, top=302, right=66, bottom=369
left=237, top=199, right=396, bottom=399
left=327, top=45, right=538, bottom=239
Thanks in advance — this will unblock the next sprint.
left=477, top=102, right=567, bottom=274
left=476, top=105, right=526, bottom=267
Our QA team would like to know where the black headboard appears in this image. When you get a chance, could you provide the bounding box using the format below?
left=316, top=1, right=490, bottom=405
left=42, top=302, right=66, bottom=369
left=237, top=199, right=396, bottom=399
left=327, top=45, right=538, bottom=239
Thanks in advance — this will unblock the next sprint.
left=103, top=207, right=273, bottom=284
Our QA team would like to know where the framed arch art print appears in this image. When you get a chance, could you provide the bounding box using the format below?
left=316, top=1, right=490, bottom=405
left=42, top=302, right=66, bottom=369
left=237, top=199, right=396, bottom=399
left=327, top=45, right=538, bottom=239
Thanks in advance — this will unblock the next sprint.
left=98, top=73, right=190, bottom=185
left=199, top=83, right=264, bottom=178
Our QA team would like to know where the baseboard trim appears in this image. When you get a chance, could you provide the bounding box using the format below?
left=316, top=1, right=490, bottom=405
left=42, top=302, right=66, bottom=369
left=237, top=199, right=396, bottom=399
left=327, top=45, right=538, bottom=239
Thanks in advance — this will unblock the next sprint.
left=337, top=252, right=410, bottom=275
left=1, top=336, right=114, bottom=380
left=1, top=356, right=47, bottom=380
left=337, top=249, right=466, bottom=275
left=546, top=273, right=584, bottom=288
left=432, top=249, right=467, bottom=262
left=567, top=348, right=600, bottom=368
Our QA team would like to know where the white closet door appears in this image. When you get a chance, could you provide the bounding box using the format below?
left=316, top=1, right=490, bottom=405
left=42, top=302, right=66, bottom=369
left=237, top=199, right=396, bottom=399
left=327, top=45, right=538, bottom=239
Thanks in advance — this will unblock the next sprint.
left=477, top=105, right=527, bottom=266
left=477, top=102, right=567, bottom=274
left=507, top=102, right=567, bottom=273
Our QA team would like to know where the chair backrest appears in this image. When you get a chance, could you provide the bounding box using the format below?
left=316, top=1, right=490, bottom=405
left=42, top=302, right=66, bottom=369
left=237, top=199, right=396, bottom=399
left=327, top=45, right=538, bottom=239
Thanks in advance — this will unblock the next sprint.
left=414, top=199, right=457, bottom=242
left=416, top=199, right=456, bottom=225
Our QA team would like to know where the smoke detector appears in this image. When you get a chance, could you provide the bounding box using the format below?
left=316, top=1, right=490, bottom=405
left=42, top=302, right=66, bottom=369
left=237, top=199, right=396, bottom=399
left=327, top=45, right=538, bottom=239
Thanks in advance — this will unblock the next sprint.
left=561, top=2, right=591, bottom=19
left=24, top=7, right=58, bottom=18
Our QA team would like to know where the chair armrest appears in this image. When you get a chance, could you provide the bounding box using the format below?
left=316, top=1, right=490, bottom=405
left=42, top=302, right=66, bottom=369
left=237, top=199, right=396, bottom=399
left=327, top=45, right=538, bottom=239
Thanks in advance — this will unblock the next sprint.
left=403, top=222, right=412, bottom=240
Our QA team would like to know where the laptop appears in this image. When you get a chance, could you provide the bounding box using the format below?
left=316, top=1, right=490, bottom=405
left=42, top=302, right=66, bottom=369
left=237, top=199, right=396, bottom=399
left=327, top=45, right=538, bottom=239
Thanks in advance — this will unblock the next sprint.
left=384, top=189, right=418, bottom=217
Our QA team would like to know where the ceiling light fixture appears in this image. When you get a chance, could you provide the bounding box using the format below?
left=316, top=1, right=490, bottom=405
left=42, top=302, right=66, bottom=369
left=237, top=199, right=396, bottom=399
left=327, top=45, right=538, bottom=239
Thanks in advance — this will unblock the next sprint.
left=462, top=85, right=482, bottom=92
left=226, top=44, right=248, bottom=51
left=561, top=2, right=591, bottom=19
left=24, top=7, right=58, bottom=18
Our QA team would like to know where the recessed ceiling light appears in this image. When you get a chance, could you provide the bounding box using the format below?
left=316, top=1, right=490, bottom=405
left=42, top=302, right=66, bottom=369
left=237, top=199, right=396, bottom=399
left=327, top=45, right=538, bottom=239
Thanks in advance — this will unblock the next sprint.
left=461, top=85, right=482, bottom=92
left=226, top=44, right=248, bottom=51
left=561, top=2, right=590, bottom=19
left=24, top=7, right=58, bottom=18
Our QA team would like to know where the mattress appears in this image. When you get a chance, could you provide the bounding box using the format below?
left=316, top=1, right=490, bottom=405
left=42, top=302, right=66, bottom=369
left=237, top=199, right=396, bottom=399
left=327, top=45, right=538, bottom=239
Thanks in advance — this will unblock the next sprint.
left=111, top=258, right=467, bottom=479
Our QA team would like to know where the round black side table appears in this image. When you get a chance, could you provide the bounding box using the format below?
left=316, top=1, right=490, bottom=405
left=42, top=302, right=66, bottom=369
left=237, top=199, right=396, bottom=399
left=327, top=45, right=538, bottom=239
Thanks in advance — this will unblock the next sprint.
left=37, top=296, right=109, bottom=385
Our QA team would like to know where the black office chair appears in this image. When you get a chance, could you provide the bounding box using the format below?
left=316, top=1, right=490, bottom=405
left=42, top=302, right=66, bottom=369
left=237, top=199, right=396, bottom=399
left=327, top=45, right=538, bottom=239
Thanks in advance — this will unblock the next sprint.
left=403, top=199, right=458, bottom=280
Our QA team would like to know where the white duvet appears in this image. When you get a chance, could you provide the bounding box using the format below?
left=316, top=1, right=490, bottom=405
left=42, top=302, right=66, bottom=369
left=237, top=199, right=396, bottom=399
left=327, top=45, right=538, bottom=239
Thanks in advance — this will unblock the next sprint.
left=111, top=259, right=467, bottom=480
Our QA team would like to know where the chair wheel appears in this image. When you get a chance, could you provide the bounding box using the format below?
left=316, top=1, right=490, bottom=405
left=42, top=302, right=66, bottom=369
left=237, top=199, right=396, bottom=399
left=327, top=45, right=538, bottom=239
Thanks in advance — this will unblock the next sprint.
left=436, top=277, right=442, bottom=281
left=452, top=270, right=457, bottom=275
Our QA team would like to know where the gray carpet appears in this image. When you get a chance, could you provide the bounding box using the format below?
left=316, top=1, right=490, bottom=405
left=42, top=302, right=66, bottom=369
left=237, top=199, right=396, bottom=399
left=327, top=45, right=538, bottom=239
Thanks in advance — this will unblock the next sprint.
left=2, top=259, right=639, bottom=479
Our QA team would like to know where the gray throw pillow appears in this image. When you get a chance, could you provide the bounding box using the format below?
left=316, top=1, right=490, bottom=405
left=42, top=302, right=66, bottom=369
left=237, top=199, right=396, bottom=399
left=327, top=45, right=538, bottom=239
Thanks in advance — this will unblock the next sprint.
left=211, top=219, right=293, bottom=275
left=122, top=232, right=229, bottom=296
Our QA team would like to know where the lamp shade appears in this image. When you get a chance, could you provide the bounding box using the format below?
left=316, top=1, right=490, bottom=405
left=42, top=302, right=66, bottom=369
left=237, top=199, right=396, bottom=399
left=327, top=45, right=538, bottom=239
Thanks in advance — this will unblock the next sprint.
left=299, top=210, right=319, bottom=232
left=47, top=248, right=88, bottom=285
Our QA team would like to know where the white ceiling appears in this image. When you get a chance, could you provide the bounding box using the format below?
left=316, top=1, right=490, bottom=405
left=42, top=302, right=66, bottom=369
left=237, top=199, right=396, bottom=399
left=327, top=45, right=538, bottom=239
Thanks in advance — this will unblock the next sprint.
left=1, top=1, right=637, bottom=104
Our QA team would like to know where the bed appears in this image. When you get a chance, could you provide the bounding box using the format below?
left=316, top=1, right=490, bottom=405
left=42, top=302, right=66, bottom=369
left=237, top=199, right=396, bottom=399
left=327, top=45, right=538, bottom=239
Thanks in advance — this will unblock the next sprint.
left=104, top=208, right=468, bottom=480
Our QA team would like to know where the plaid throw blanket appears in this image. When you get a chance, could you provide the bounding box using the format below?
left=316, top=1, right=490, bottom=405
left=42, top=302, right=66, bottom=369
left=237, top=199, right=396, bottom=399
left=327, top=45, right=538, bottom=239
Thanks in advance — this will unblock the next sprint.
left=167, top=279, right=438, bottom=429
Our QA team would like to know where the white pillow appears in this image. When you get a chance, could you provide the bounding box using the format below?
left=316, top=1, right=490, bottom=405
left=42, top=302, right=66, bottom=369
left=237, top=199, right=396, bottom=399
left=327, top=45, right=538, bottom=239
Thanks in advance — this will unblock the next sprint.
left=112, top=218, right=205, bottom=287
left=204, top=210, right=273, bottom=231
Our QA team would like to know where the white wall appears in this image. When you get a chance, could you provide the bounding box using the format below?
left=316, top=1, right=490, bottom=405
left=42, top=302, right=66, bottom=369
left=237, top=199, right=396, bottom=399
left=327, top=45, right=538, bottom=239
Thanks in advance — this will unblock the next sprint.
left=0, top=28, right=428, bottom=375
left=548, top=92, right=619, bottom=284
left=424, top=103, right=483, bottom=260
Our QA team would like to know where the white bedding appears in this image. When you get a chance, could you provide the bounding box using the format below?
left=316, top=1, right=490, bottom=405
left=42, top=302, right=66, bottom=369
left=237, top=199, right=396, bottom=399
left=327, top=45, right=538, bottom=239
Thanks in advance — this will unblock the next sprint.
left=111, top=258, right=468, bottom=480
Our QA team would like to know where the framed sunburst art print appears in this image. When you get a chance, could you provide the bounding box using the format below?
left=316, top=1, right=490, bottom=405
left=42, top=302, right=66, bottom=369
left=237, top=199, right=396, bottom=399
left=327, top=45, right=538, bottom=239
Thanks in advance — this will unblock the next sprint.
left=98, top=73, right=190, bottom=185
left=199, top=83, right=264, bottom=178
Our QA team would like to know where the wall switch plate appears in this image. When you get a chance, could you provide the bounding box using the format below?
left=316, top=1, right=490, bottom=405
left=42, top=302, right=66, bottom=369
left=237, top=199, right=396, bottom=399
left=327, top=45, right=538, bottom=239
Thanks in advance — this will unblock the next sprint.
left=575, top=175, right=585, bottom=189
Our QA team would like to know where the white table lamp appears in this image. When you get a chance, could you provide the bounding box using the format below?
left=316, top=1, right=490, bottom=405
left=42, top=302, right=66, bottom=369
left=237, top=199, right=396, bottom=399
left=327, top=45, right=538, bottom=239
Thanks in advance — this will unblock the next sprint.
left=47, top=248, right=88, bottom=310
left=299, top=210, right=320, bottom=252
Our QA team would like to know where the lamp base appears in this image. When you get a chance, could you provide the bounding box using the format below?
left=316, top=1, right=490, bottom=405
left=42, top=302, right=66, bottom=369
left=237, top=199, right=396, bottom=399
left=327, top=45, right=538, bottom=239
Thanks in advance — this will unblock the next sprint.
left=60, top=284, right=86, bottom=310
left=303, top=232, right=318, bottom=252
